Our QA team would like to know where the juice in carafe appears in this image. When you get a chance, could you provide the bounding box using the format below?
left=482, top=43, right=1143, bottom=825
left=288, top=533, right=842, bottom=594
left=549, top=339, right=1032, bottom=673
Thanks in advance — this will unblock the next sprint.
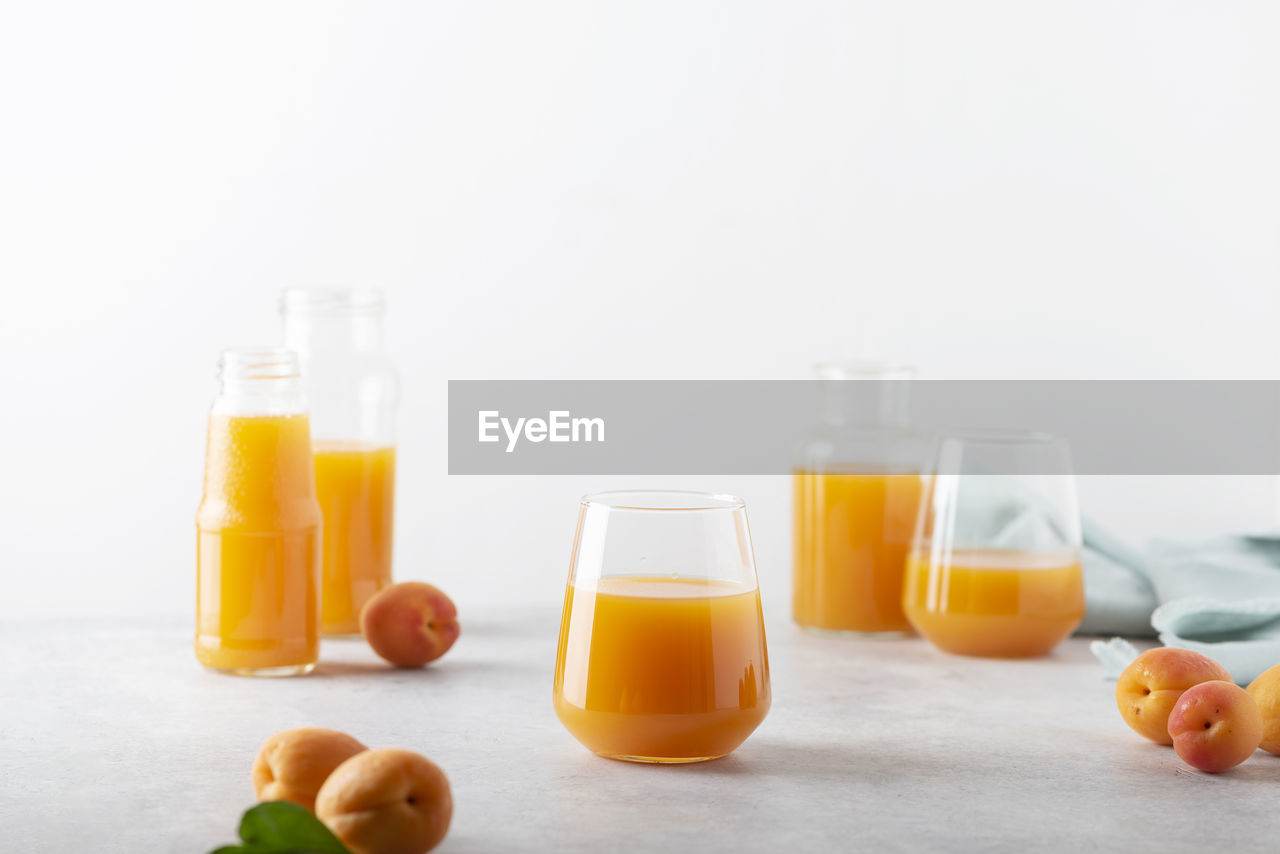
left=902, top=548, right=1084, bottom=658
left=553, top=577, right=771, bottom=762
left=793, top=471, right=922, bottom=633
left=313, top=442, right=396, bottom=635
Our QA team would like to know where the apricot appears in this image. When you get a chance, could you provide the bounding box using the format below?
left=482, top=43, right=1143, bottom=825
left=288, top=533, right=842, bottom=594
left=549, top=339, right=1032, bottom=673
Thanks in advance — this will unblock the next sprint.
left=1166, top=680, right=1262, bottom=773
left=1115, top=647, right=1232, bottom=744
left=1245, top=662, right=1280, bottom=755
left=316, top=748, right=452, bottom=854
left=360, top=582, right=460, bottom=668
left=251, top=727, right=368, bottom=812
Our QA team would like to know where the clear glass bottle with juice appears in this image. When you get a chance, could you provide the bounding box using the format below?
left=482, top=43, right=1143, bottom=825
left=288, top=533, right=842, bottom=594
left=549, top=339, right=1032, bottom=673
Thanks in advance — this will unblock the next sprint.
left=195, top=348, right=322, bottom=676
left=793, top=363, right=927, bottom=634
left=282, top=288, right=399, bottom=637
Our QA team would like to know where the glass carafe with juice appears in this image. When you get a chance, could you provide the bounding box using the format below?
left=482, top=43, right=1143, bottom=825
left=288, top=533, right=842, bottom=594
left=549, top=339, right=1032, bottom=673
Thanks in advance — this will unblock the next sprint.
left=282, top=288, right=399, bottom=637
left=195, top=348, right=322, bottom=676
left=793, top=363, right=927, bottom=634
left=554, top=491, right=771, bottom=763
left=903, top=432, right=1085, bottom=658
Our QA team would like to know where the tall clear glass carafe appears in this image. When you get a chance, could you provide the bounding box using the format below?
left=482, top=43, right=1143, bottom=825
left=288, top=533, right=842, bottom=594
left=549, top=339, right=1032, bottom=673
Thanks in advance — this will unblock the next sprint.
left=792, top=362, right=928, bottom=634
left=281, top=288, right=400, bottom=637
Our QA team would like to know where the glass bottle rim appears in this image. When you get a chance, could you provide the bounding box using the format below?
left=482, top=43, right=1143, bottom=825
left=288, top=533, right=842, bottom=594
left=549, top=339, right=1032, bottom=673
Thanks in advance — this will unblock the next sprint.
left=581, top=489, right=745, bottom=512
left=813, top=360, right=916, bottom=381
left=217, top=347, right=301, bottom=380
left=280, top=287, right=385, bottom=316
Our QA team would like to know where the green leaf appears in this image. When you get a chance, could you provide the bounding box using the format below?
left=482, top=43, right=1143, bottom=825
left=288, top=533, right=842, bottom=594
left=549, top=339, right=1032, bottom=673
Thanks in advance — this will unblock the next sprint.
left=207, top=801, right=351, bottom=854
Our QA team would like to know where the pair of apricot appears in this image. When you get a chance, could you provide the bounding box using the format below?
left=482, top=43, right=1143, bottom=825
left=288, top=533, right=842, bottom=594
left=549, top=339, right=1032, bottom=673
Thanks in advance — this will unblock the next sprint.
left=1116, top=648, right=1280, bottom=773
left=252, top=728, right=451, bottom=854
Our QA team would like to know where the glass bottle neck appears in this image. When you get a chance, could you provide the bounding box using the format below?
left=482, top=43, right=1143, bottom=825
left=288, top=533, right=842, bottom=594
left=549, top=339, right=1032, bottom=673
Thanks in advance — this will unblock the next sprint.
left=212, top=348, right=307, bottom=415
left=280, top=288, right=386, bottom=355
left=813, top=363, right=914, bottom=428
left=283, top=312, right=383, bottom=354
left=819, top=381, right=910, bottom=427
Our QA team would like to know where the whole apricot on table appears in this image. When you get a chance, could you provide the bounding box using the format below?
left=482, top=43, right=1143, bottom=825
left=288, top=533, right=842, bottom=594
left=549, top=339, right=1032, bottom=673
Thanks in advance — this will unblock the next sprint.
left=1245, top=662, right=1280, bottom=755
left=251, top=727, right=368, bottom=812
left=316, top=747, right=452, bottom=854
left=1115, top=647, right=1232, bottom=744
left=1166, top=680, right=1263, bottom=773
left=360, top=582, right=460, bottom=668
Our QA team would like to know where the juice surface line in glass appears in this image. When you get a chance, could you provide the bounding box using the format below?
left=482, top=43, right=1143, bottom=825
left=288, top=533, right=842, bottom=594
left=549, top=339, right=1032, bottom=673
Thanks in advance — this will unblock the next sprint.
left=902, top=548, right=1085, bottom=658
left=195, top=349, right=321, bottom=676
left=554, top=577, right=771, bottom=762
left=793, top=470, right=922, bottom=633
left=282, top=288, right=399, bottom=636
left=313, top=442, right=396, bottom=635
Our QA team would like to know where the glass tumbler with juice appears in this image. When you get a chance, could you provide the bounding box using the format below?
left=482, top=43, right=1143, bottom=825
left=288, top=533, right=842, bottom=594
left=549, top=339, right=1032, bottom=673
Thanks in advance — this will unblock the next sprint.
left=903, top=433, right=1085, bottom=658
left=554, top=491, right=771, bottom=763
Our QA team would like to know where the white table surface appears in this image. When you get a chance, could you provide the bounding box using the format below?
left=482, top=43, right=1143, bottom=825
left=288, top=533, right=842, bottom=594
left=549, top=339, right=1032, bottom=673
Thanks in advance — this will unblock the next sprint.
left=3, top=610, right=1277, bottom=853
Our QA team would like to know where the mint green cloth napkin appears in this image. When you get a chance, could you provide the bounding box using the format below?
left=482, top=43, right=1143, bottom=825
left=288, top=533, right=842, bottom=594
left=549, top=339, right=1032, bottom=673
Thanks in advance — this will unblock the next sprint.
left=1087, top=534, right=1280, bottom=684
left=1078, top=519, right=1157, bottom=637
left=1145, top=535, right=1280, bottom=684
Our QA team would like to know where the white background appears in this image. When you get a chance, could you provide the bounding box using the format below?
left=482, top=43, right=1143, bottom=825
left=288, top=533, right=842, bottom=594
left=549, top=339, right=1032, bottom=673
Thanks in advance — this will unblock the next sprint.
left=2, top=2, right=1278, bottom=621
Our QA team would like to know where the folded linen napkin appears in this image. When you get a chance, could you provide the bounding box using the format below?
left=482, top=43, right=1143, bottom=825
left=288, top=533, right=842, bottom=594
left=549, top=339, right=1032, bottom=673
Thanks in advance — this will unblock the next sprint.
left=1143, top=535, right=1280, bottom=684
left=1084, top=534, right=1280, bottom=684
left=1077, top=519, right=1158, bottom=638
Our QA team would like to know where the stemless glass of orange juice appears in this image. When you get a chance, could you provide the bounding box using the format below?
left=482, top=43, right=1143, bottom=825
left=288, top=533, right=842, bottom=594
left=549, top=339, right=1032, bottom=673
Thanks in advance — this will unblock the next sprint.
left=282, top=288, right=399, bottom=637
left=195, top=348, right=322, bottom=676
left=903, top=432, right=1085, bottom=658
left=554, top=491, right=771, bottom=764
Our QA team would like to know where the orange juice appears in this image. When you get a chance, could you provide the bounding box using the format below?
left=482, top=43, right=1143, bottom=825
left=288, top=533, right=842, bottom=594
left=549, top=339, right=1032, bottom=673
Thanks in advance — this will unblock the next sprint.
left=553, top=577, right=771, bottom=762
left=196, top=414, right=321, bottom=674
left=313, top=442, right=396, bottom=635
left=903, top=548, right=1085, bottom=658
left=793, top=471, right=923, bottom=633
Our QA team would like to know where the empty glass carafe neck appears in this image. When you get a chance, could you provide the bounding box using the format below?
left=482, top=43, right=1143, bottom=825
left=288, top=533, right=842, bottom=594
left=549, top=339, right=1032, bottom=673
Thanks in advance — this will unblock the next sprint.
left=813, top=362, right=914, bottom=427
left=818, top=380, right=912, bottom=427
left=281, top=288, right=386, bottom=353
